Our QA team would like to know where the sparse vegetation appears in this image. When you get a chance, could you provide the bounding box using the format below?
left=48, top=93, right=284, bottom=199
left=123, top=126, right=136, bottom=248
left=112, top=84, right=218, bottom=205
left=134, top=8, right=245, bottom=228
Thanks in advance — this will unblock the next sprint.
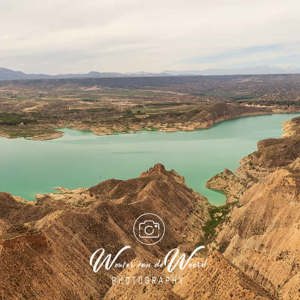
left=0, top=113, right=36, bottom=126
left=201, top=203, right=235, bottom=244
left=0, top=75, right=299, bottom=139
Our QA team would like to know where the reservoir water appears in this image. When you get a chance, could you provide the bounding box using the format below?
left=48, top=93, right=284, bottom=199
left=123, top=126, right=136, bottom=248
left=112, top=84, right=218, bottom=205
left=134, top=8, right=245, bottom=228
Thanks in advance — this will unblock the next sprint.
left=0, top=113, right=299, bottom=205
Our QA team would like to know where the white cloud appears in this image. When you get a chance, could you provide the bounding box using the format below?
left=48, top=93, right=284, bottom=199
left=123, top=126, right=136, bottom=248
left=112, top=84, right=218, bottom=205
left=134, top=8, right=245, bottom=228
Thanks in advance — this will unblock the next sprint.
left=0, top=0, right=299, bottom=73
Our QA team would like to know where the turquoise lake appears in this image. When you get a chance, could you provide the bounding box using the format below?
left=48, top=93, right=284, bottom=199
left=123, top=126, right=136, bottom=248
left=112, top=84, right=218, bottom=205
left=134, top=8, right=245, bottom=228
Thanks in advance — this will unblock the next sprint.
left=0, top=113, right=299, bottom=205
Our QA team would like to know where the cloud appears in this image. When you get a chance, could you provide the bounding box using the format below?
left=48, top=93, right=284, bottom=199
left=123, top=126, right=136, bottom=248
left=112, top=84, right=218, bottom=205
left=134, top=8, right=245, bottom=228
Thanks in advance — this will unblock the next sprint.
left=184, top=45, right=283, bottom=64
left=0, top=0, right=299, bottom=73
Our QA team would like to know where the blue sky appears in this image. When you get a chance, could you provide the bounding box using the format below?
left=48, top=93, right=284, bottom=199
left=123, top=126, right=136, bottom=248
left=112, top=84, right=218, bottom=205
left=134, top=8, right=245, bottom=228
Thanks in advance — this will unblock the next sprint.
left=0, top=0, right=299, bottom=74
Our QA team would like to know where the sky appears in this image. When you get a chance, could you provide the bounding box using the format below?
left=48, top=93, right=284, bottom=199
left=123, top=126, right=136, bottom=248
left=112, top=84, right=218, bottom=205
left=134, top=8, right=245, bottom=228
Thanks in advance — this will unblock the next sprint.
left=0, top=0, right=300, bottom=74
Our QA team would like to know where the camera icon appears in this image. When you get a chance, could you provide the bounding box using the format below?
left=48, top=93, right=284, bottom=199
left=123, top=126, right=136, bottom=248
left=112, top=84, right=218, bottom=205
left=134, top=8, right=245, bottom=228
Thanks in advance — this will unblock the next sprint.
left=138, top=220, right=160, bottom=239
left=133, top=213, right=165, bottom=245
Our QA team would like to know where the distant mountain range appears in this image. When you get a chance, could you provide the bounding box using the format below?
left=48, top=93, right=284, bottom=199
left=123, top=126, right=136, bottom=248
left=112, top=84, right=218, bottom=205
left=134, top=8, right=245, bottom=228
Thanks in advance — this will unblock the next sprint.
left=0, top=66, right=300, bottom=81
left=0, top=68, right=141, bottom=81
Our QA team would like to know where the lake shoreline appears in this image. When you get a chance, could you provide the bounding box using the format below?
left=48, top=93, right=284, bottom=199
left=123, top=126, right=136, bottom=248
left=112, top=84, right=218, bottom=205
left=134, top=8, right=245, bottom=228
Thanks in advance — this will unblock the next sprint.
left=1, top=113, right=299, bottom=205
left=1, top=106, right=299, bottom=141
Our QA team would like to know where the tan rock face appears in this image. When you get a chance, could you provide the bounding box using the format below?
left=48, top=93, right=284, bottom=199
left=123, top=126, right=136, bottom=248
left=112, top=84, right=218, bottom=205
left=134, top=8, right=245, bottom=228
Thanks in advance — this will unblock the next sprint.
left=206, top=168, right=247, bottom=203
left=207, top=116, right=300, bottom=203
left=105, top=253, right=271, bottom=300
left=0, top=164, right=212, bottom=299
left=215, top=117, right=300, bottom=300
left=217, top=168, right=300, bottom=298
left=172, top=253, right=271, bottom=300
left=283, top=117, right=300, bottom=137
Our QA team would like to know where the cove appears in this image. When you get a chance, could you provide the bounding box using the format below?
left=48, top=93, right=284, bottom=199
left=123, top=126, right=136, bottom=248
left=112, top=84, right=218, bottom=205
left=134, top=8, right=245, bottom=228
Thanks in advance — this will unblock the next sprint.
left=0, top=113, right=299, bottom=205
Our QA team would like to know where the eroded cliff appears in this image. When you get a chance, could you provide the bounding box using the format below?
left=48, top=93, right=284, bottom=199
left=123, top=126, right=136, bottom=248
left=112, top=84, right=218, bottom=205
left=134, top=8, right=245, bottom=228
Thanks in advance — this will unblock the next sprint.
left=211, top=117, right=300, bottom=300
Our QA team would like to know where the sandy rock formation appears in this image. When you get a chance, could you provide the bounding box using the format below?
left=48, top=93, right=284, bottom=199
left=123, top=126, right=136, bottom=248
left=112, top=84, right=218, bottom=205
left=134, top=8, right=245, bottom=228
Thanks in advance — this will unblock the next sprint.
left=207, top=116, right=300, bottom=203
left=214, top=117, right=300, bottom=300
left=105, top=252, right=271, bottom=300
left=0, top=164, right=210, bottom=299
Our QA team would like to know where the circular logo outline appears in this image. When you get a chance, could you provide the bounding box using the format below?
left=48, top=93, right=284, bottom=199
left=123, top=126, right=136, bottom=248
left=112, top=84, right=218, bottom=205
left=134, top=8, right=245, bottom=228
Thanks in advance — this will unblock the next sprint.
left=133, top=213, right=165, bottom=245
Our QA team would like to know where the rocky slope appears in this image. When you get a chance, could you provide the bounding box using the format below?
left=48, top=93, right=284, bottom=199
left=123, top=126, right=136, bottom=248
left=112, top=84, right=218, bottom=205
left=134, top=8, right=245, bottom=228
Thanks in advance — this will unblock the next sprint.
left=105, top=252, right=271, bottom=300
left=207, top=116, right=300, bottom=203
left=216, top=164, right=300, bottom=299
left=0, top=164, right=212, bottom=299
left=210, top=117, right=300, bottom=299
left=0, top=164, right=273, bottom=299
